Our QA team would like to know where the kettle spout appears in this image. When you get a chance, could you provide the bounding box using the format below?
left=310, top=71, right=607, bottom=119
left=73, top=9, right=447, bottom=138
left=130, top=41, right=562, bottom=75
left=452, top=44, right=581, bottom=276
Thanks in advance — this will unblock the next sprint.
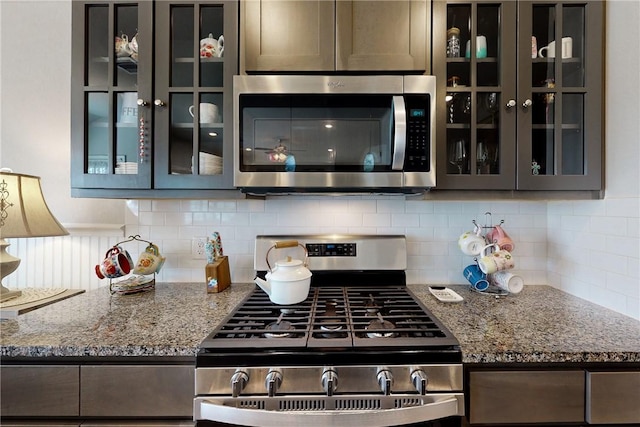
left=254, top=276, right=271, bottom=296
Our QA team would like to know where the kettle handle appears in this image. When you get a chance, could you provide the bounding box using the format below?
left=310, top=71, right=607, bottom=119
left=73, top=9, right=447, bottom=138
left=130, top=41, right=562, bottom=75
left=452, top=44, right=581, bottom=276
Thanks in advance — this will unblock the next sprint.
left=265, top=241, right=309, bottom=272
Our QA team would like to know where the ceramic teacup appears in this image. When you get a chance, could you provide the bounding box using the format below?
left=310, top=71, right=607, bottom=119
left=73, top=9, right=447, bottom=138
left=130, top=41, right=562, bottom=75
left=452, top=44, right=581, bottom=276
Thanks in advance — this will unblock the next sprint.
left=200, top=33, right=224, bottom=58
left=96, top=246, right=133, bottom=279
left=133, top=244, right=165, bottom=275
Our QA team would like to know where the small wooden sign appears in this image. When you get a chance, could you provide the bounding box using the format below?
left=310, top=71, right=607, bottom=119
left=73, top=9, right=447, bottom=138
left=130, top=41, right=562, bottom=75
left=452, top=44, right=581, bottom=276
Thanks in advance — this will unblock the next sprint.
left=205, top=256, right=231, bottom=293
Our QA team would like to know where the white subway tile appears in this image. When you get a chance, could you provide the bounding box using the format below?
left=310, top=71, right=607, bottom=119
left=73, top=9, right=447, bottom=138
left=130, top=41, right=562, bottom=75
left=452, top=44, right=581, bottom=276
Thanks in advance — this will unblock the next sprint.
left=165, top=212, right=193, bottom=226
left=362, top=213, right=391, bottom=227
left=181, top=200, right=209, bottom=212
left=139, top=211, right=165, bottom=226
left=152, top=200, right=182, bottom=212
left=221, top=212, right=250, bottom=226
left=391, top=214, right=420, bottom=227
left=208, top=200, right=237, bottom=212
left=193, top=212, right=221, bottom=225
left=605, top=197, right=640, bottom=217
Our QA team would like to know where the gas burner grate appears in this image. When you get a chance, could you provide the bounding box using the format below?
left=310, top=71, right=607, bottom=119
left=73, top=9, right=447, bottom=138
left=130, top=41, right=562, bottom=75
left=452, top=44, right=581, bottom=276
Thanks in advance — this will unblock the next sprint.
left=201, top=285, right=457, bottom=350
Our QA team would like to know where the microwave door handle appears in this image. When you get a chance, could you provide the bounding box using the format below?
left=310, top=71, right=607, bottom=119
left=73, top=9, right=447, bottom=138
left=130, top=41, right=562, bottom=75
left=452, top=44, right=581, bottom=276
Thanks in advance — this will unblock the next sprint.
left=391, top=96, right=407, bottom=170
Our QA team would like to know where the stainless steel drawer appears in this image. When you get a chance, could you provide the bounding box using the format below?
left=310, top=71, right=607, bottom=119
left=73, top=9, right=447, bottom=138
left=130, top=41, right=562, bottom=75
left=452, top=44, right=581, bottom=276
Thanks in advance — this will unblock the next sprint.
left=469, top=370, right=585, bottom=424
left=586, top=371, right=640, bottom=424
left=0, top=365, right=80, bottom=417
left=80, top=365, right=194, bottom=417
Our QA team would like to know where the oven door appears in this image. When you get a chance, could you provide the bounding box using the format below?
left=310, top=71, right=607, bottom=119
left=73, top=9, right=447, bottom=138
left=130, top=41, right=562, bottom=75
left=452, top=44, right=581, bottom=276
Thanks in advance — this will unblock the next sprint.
left=195, top=393, right=464, bottom=427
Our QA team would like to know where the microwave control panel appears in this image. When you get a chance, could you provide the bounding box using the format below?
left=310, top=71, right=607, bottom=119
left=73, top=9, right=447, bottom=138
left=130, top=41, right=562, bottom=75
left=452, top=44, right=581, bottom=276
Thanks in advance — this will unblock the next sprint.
left=404, top=95, right=431, bottom=172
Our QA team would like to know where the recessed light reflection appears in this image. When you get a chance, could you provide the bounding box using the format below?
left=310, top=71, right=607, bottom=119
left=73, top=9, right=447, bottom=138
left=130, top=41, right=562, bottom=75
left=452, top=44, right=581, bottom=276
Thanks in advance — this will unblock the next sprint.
left=445, top=95, right=453, bottom=102
left=324, top=123, right=333, bottom=129
left=245, top=148, right=253, bottom=152
left=327, top=148, right=334, bottom=152
left=208, top=132, right=218, bottom=137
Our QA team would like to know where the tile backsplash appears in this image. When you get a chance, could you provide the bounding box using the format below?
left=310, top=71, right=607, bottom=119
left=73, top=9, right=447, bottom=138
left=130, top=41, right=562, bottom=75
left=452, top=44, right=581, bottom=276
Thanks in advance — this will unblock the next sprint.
left=5, top=196, right=638, bottom=320
left=122, top=198, right=549, bottom=288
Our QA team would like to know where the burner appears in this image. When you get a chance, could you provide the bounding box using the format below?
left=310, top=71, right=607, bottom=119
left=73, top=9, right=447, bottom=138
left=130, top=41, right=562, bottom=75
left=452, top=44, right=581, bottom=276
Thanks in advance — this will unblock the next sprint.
left=320, top=300, right=344, bottom=337
left=264, top=313, right=295, bottom=338
left=365, top=293, right=380, bottom=314
left=366, top=313, right=397, bottom=338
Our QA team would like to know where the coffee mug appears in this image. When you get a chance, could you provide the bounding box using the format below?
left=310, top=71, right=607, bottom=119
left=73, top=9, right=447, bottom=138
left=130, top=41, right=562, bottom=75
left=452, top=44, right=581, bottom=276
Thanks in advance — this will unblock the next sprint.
left=465, top=35, right=488, bottom=59
left=490, top=271, right=524, bottom=294
left=463, top=264, right=490, bottom=291
left=458, top=229, right=486, bottom=256
left=538, top=37, right=572, bottom=59
left=189, top=103, right=220, bottom=124
left=95, top=246, right=133, bottom=279
left=485, top=225, right=515, bottom=252
left=478, top=243, right=515, bottom=275
left=133, top=244, right=165, bottom=275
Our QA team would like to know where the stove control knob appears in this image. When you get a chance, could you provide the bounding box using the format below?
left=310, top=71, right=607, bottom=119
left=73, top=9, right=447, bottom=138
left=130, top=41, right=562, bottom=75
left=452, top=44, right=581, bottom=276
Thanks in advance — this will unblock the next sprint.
left=321, top=369, right=338, bottom=396
left=265, top=369, right=283, bottom=397
left=231, top=370, right=249, bottom=398
left=410, top=369, right=429, bottom=395
left=377, top=368, right=394, bottom=396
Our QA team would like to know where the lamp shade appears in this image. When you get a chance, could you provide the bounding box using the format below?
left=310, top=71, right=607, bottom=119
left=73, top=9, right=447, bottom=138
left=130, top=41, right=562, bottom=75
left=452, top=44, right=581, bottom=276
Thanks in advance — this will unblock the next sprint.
left=0, top=171, right=68, bottom=238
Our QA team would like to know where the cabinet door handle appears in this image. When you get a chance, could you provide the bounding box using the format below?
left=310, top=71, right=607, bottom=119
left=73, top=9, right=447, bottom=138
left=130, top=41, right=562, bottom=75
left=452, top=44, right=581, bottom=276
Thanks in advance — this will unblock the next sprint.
left=506, top=99, right=516, bottom=109
left=154, top=99, right=166, bottom=107
left=522, top=99, right=533, bottom=108
left=136, top=99, right=148, bottom=107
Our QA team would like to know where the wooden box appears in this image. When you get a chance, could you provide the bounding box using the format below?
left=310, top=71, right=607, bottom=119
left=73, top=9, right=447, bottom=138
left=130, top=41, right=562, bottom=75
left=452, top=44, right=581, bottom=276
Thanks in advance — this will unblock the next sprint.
left=205, top=256, right=231, bottom=293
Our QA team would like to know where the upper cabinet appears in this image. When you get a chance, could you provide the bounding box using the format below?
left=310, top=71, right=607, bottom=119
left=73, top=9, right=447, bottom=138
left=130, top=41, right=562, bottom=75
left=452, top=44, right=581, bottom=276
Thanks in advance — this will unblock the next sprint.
left=433, top=0, right=603, bottom=191
left=71, top=0, right=238, bottom=197
left=241, top=0, right=429, bottom=73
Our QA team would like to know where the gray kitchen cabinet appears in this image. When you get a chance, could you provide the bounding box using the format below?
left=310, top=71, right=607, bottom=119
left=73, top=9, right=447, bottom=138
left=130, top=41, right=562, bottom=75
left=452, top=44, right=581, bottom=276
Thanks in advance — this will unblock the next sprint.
left=71, top=1, right=237, bottom=197
left=0, top=362, right=194, bottom=423
left=433, top=0, right=603, bottom=191
left=586, top=371, right=640, bottom=424
left=80, top=365, right=194, bottom=417
left=242, top=0, right=429, bottom=72
left=0, top=365, right=80, bottom=417
left=468, top=370, right=586, bottom=424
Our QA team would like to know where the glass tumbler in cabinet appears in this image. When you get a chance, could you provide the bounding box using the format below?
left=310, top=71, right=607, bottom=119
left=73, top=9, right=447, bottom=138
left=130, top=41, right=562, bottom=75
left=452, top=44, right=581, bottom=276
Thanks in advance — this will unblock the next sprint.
left=438, top=1, right=516, bottom=189
left=520, top=1, right=601, bottom=190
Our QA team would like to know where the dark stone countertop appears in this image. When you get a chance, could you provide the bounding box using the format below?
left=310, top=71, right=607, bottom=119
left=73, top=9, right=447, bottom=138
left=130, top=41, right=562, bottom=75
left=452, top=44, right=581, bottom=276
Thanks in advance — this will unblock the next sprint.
left=1, top=283, right=639, bottom=363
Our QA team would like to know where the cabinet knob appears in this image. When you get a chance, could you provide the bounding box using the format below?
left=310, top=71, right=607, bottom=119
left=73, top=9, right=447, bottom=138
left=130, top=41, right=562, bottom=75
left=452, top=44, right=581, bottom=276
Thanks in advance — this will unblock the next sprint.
left=136, top=99, right=148, bottom=107
left=522, top=99, right=533, bottom=108
left=154, top=99, right=166, bottom=107
left=506, top=99, right=517, bottom=109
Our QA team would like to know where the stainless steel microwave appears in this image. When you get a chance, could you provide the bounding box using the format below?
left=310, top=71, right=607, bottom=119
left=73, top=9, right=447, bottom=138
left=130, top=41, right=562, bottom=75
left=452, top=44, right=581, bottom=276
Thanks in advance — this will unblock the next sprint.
left=233, top=75, right=436, bottom=194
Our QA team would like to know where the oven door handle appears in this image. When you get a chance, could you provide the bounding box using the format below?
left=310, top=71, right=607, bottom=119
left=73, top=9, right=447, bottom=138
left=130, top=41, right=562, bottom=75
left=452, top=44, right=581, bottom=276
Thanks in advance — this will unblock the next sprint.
left=195, top=393, right=464, bottom=427
left=391, top=95, right=407, bottom=171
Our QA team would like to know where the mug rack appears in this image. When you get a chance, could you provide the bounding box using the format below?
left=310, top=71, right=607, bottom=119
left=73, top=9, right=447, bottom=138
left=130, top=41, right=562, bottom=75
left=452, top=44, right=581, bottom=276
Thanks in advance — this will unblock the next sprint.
left=470, top=212, right=509, bottom=296
left=107, top=234, right=157, bottom=295
left=472, top=211, right=504, bottom=233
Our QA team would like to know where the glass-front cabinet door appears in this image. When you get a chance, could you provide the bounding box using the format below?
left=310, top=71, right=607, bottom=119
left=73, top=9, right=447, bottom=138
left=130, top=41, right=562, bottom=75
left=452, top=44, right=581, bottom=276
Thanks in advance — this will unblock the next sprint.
left=517, top=0, right=603, bottom=190
left=435, top=1, right=517, bottom=189
left=153, top=1, right=236, bottom=189
left=434, top=0, right=602, bottom=191
left=71, top=1, right=153, bottom=190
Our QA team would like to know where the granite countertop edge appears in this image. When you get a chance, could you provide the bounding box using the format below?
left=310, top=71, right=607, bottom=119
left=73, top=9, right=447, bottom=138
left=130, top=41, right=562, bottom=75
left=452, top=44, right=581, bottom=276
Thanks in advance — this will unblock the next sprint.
left=1, top=283, right=639, bottom=364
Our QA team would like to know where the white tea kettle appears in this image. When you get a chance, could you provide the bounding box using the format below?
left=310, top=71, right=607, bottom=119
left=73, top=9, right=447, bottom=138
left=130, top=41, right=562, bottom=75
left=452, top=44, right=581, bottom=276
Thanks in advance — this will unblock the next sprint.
left=254, top=241, right=312, bottom=305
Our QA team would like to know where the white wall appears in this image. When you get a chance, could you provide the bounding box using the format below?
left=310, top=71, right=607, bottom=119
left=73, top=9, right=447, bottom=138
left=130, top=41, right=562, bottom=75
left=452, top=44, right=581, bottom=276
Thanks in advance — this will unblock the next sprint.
left=0, top=1, right=125, bottom=224
left=1, top=0, right=638, bottom=320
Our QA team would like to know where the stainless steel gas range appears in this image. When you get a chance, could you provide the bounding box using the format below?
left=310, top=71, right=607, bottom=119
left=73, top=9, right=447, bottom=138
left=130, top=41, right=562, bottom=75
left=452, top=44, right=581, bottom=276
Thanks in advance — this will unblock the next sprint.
left=195, top=235, right=464, bottom=427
